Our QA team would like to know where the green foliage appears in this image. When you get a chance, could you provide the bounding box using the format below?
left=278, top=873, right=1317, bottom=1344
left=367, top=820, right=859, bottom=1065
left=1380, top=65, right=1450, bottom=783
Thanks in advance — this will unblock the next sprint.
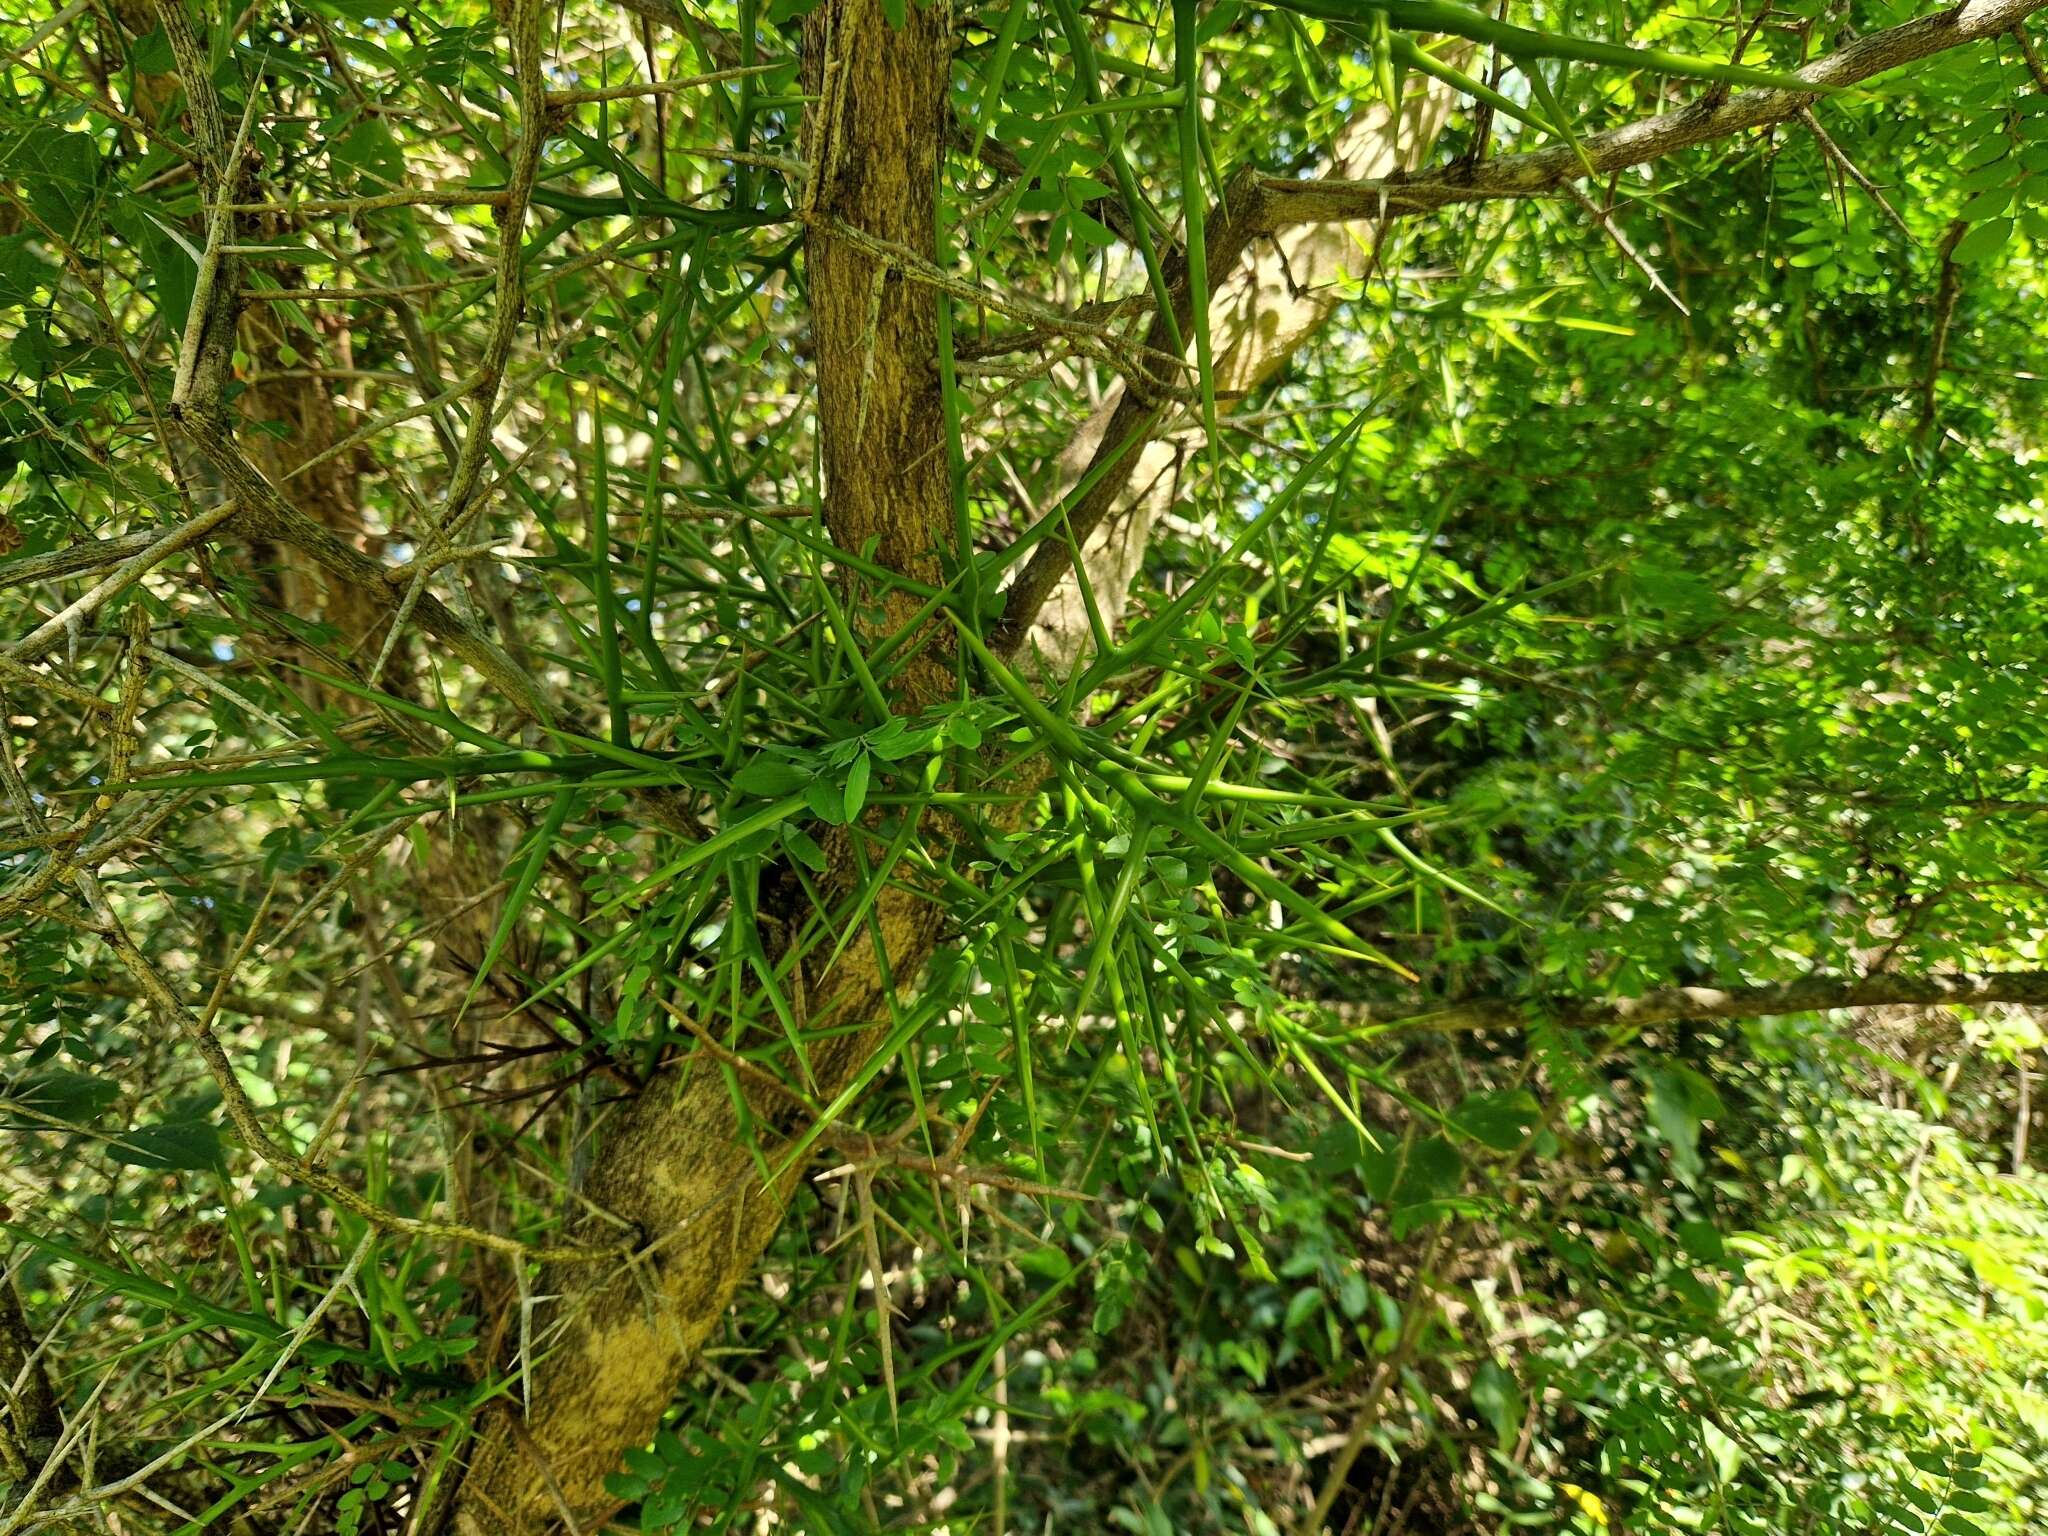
left=4, top=0, right=2048, bottom=1531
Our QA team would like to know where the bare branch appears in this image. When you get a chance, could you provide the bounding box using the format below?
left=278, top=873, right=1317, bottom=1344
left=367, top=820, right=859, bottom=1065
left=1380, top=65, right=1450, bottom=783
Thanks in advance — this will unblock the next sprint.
left=1920, top=218, right=1968, bottom=438
left=1255, top=0, right=2048, bottom=231
left=4, top=501, right=240, bottom=665
left=1332, top=969, right=2048, bottom=1036
left=1798, top=104, right=1913, bottom=241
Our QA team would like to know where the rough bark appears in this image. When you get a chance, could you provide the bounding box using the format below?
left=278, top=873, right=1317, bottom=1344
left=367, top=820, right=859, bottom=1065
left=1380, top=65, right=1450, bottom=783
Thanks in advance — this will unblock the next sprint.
left=452, top=4, right=958, bottom=1530
left=801, top=0, right=958, bottom=708
left=456, top=33, right=1465, bottom=1535
left=0, top=1270, right=59, bottom=1482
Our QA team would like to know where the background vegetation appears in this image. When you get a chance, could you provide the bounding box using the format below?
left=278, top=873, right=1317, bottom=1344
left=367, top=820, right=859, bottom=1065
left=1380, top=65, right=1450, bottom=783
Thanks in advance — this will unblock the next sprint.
left=3, top=0, right=2047, bottom=1532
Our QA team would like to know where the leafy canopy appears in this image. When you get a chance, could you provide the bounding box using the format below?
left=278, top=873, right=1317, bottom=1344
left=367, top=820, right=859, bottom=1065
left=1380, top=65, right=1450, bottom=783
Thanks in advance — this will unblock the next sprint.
left=3, top=0, right=2048, bottom=1532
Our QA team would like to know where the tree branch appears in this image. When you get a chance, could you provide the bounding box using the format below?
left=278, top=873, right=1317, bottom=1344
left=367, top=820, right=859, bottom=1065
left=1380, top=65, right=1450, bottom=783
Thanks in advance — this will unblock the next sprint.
left=1254, top=0, right=2048, bottom=230
left=990, top=0, right=2042, bottom=652
left=1336, top=969, right=2048, bottom=1035
left=178, top=415, right=553, bottom=723
left=1920, top=218, right=1968, bottom=438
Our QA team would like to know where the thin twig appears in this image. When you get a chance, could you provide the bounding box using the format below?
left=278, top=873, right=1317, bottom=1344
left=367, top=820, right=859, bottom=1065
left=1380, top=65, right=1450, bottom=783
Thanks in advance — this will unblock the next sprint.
left=1798, top=105, right=1912, bottom=240
left=5, top=502, right=240, bottom=664
left=1919, top=219, right=1967, bottom=439
left=545, top=59, right=784, bottom=105
left=94, top=917, right=633, bottom=1265
left=1563, top=182, right=1689, bottom=314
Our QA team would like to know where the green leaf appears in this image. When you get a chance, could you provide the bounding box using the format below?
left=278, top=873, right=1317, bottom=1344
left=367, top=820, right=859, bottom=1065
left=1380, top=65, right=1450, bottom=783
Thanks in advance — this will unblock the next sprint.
left=0, top=122, right=101, bottom=240
left=4, top=1070, right=119, bottom=1126
left=1644, top=1065, right=1722, bottom=1185
left=1959, top=185, right=2014, bottom=222
left=782, top=824, right=829, bottom=872
left=1449, top=1088, right=1540, bottom=1151
left=1361, top=1134, right=1463, bottom=1209
left=603, top=1472, right=649, bottom=1502
left=468, top=787, right=576, bottom=1006
left=1960, top=1239, right=2027, bottom=1295
left=1952, top=218, right=2013, bottom=264
left=1677, top=1219, right=1725, bottom=1263
left=1284, top=1287, right=1322, bottom=1331
left=735, top=756, right=812, bottom=796
left=1701, top=1416, right=1744, bottom=1483
left=970, top=1, right=1036, bottom=164
left=107, top=1120, right=225, bottom=1171
left=0, top=236, right=59, bottom=310
left=806, top=778, right=846, bottom=826
left=1471, top=1359, right=1523, bottom=1451
left=1337, top=1270, right=1369, bottom=1318
left=127, top=27, right=176, bottom=73
left=1278, top=0, right=1822, bottom=91
left=1958, top=135, right=2010, bottom=171
left=844, top=752, right=871, bottom=820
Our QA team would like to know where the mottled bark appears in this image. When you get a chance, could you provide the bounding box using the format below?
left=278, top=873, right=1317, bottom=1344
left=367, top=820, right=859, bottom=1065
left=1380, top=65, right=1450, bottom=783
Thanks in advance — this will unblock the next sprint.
left=455, top=30, right=1467, bottom=1535
left=800, top=8, right=958, bottom=713
left=0, top=1270, right=59, bottom=1481
left=452, top=4, right=957, bottom=1530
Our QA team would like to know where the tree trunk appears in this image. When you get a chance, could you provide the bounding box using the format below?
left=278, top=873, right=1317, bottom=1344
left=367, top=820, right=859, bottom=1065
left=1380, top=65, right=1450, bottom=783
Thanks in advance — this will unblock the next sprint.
left=453, top=31, right=1468, bottom=1533
left=453, top=4, right=957, bottom=1529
